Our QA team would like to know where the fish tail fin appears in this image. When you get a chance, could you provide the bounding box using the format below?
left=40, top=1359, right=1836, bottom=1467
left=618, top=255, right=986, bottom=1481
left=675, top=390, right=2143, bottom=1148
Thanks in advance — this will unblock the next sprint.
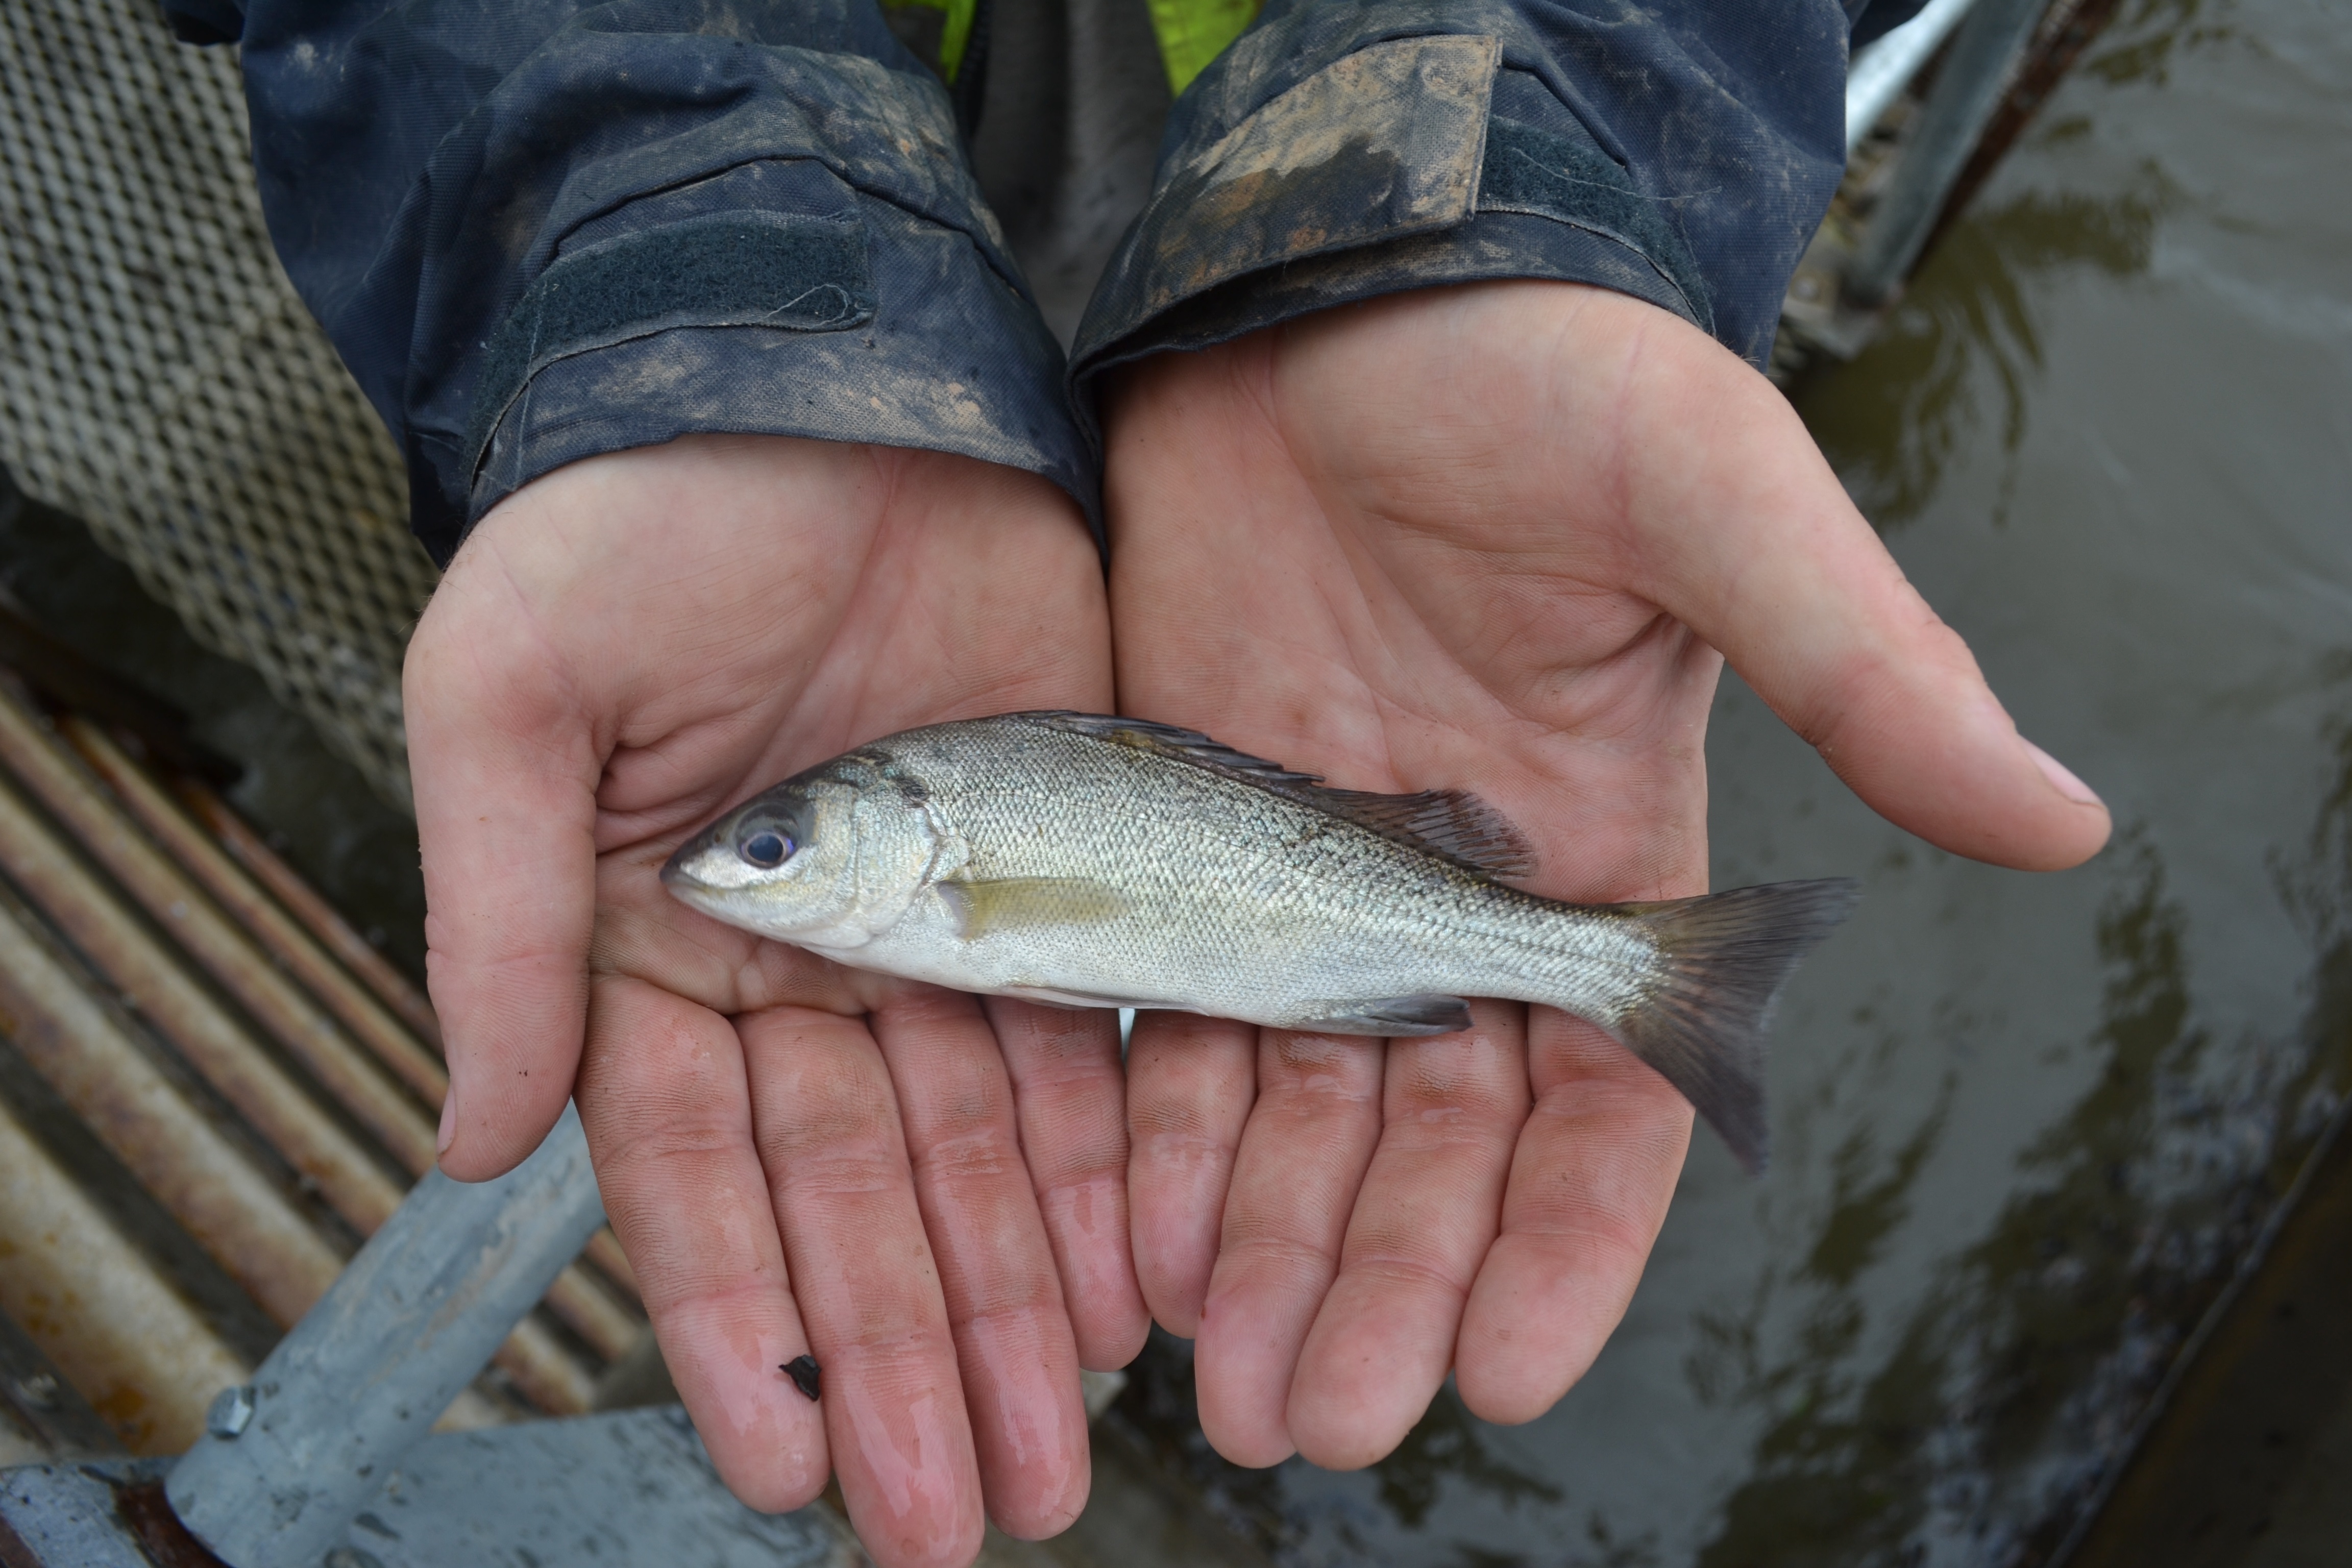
left=1608, top=878, right=1859, bottom=1177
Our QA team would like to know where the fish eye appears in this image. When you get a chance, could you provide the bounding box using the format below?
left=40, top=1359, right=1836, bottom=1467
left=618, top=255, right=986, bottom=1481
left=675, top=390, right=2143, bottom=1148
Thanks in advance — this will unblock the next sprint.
left=740, top=828, right=793, bottom=867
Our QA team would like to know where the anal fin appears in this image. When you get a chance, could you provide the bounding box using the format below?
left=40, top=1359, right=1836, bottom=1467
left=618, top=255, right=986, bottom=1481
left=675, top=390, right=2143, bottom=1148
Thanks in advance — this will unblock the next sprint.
left=996, top=983, right=1165, bottom=1011
left=1284, top=994, right=1474, bottom=1037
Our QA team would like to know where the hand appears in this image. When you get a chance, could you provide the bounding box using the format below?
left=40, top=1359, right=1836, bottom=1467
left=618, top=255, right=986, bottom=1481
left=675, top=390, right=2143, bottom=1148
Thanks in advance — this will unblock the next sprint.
left=405, top=434, right=1148, bottom=1566
left=1104, top=281, right=2109, bottom=1469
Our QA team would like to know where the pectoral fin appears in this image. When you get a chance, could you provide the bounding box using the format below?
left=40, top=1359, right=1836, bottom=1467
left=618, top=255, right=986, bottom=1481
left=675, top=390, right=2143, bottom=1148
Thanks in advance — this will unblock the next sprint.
left=938, top=876, right=1134, bottom=939
left=1282, top=995, right=1475, bottom=1037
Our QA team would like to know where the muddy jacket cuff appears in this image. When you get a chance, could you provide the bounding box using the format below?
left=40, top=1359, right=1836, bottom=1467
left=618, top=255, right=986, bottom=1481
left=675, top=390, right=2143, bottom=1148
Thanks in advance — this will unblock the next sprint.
left=226, top=4, right=1087, bottom=565
left=1069, top=0, right=1853, bottom=428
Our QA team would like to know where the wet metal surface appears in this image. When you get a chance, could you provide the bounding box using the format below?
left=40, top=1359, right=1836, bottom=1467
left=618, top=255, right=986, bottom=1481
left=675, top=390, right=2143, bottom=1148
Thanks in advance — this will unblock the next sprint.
left=1, top=1461, right=200, bottom=1568
left=320, top=1407, right=860, bottom=1568
left=166, top=1108, right=607, bottom=1567
left=1108, top=2, right=2352, bottom=1562
left=1, top=1413, right=864, bottom=1568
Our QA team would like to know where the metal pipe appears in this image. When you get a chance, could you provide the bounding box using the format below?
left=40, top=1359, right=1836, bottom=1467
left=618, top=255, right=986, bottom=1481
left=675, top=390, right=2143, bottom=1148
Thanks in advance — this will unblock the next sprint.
left=0, top=770, right=408, bottom=1242
left=165, top=1106, right=607, bottom=1568
left=0, top=687, right=436, bottom=1173
left=0, top=1093, right=251, bottom=1456
left=583, top=1228, right=642, bottom=1304
left=0, top=884, right=348, bottom=1329
left=65, top=720, right=449, bottom=1107
left=0, top=784, right=604, bottom=1410
left=1846, top=0, right=2051, bottom=304
left=176, top=774, right=444, bottom=1050
left=0, top=771, right=640, bottom=1377
left=1846, top=0, right=1983, bottom=157
left=79, top=721, right=644, bottom=1323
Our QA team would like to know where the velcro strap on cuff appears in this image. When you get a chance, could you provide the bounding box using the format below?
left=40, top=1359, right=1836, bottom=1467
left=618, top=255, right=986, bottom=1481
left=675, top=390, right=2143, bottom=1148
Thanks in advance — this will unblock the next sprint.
left=464, top=210, right=874, bottom=484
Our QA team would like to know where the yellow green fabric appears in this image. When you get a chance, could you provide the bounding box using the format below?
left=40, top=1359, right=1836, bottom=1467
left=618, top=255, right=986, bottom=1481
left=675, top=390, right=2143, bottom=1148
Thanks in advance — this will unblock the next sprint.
left=891, top=0, right=979, bottom=81
left=1144, top=0, right=1262, bottom=94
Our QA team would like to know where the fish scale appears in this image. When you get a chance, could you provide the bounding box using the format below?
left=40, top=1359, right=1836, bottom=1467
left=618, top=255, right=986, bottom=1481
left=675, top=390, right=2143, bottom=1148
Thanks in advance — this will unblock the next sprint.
left=665, top=712, right=1856, bottom=1172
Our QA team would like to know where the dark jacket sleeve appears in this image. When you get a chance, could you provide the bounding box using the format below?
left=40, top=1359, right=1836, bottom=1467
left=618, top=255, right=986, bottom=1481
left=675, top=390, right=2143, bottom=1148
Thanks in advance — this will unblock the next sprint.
left=171, top=1, right=1087, bottom=565
left=1068, top=0, right=1857, bottom=427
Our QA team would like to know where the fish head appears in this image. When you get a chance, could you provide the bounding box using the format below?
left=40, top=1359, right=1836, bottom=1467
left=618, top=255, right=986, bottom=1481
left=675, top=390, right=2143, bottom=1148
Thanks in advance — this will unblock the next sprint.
left=660, top=774, right=865, bottom=942
left=660, top=753, right=949, bottom=948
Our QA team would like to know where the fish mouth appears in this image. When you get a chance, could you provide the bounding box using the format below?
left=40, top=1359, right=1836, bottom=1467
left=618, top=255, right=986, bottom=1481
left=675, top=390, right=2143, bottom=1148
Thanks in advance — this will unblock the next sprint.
left=660, top=823, right=737, bottom=893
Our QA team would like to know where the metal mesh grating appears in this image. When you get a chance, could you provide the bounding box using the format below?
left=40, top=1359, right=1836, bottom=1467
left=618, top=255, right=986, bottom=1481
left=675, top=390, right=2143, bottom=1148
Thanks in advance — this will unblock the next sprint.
left=1, top=0, right=437, bottom=811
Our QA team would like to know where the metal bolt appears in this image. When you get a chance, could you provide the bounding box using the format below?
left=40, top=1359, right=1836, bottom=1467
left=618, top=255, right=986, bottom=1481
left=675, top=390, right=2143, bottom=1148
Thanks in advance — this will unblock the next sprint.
left=206, top=1382, right=256, bottom=1438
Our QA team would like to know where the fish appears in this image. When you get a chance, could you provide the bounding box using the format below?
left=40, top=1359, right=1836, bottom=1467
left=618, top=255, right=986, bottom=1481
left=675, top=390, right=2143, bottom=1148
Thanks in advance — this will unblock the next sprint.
left=662, top=712, right=1857, bottom=1173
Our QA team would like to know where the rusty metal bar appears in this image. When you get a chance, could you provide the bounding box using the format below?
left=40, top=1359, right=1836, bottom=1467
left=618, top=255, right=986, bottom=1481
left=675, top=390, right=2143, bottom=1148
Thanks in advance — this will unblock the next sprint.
left=0, top=770, right=633, bottom=1370
left=0, top=1092, right=251, bottom=1456
left=0, top=838, right=597, bottom=1412
left=583, top=1228, right=642, bottom=1304
left=0, top=884, right=346, bottom=1328
left=0, top=782, right=636, bottom=1379
left=68, top=728, right=649, bottom=1344
left=0, top=772, right=407, bottom=1241
left=0, top=685, right=436, bottom=1172
left=0, top=687, right=635, bottom=1367
left=66, top=720, right=449, bottom=1107
left=175, top=775, right=443, bottom=1051
left=75, top=719, right=645, bottom=1324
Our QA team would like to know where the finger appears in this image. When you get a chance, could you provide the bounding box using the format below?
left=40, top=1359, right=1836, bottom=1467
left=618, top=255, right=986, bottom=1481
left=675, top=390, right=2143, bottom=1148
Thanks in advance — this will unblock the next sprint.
left=1285, top=1003, right=1529, bottom=1468
left=1592, top=291, right=2110, bottom=870
left=1454, top=1006, right=1691, bottom=1426
left=1193, top=1029, right=1384, bottom=1467
left=739, top=1005, right=984, bottom=1568
left=983, top=999, right=1148, bottom=1372
left=1124, top=1011, right=1258, bottom=1335
left=407, top=507, right=601, bottom=1179
left=870, top=991, right=1091, bottom=1540
left=573, top=976, right=826, bottom=1508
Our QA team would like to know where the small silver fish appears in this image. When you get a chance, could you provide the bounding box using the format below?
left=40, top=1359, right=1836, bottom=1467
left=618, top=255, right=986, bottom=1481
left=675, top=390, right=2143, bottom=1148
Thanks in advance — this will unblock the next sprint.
left=663, top=713, right=1855, bottom=1171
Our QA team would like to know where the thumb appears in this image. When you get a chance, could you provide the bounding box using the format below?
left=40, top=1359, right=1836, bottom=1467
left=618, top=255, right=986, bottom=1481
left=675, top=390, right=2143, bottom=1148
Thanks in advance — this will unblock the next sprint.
left=406, top=542, right=602, bottom=1181
left=1623, top=338, right=2110, bottom=872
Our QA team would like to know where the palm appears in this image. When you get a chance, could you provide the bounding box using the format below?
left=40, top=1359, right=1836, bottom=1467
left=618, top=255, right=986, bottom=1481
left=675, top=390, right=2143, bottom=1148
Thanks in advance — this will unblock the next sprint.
left=406, top=435, right=1142, bottom=1564
left=1104, top=282, right=2108, bottom=1468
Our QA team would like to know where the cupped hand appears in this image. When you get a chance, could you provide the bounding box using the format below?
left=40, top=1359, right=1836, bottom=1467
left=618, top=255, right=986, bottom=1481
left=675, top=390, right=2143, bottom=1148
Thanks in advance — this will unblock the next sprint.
left=1104, top=280, right=2109, bottom=1470
left=404, top=434, right=1148, bottom=1566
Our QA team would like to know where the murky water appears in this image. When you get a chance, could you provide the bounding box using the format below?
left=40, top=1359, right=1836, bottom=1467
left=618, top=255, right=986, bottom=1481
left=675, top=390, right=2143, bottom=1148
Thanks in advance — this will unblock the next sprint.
left=1111, top=2, right=2352, bottom=1562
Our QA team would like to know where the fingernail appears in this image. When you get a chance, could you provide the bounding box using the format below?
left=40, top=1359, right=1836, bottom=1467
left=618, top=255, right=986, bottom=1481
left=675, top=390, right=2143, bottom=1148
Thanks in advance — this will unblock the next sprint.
left=436, top=1086, right=459, bottom=1156
left=2022, top=739, right=2103, bottom=807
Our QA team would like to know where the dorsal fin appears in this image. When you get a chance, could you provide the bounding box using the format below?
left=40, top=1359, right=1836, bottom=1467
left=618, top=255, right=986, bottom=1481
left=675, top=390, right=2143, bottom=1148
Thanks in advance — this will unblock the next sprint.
left=1012, top=712, right=1324, bottom=787
left=1308, top=786, right=1537, bottom=879
left=1008, top=712, right=1537, bottom=881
